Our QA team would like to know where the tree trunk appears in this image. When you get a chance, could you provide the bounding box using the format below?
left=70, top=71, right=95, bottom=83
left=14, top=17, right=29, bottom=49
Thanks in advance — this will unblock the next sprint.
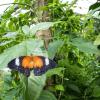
left=35, top=0, right=51, bottom=49
left=35, top=0, right=54, bottom=89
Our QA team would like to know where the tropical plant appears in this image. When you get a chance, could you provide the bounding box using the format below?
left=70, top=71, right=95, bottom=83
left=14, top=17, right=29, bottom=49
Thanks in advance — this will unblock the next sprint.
left=0, top=0, right=100, bottom=100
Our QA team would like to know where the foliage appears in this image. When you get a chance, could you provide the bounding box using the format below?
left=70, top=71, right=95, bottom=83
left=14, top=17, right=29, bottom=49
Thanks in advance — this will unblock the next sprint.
left=0, top=0, right=100, bottom=100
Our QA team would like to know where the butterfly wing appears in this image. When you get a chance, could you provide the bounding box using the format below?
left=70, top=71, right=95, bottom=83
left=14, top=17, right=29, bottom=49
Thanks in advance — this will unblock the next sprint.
left=33, top=56, right=56, bottom=76
left=8, top=57, right=22, bottom=70
left=7, top=56, right=30, bottom=77
left=8, top=56, right=57, bottom=76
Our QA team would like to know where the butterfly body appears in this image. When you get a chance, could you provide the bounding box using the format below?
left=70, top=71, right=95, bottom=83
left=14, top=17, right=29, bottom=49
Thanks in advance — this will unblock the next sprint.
left=8, top=56, right=56, bottom=76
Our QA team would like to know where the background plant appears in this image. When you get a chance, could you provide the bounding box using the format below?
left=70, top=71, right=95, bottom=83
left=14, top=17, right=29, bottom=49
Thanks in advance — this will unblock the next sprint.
left=0, top=0, right=100, bottom=100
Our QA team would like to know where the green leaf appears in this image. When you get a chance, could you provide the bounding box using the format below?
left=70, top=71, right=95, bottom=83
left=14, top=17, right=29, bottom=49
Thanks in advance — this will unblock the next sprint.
left=0, top=40, right=13, bottom=46
left=55, top=85, right=64, bottom=91
left=3, top=32, right=17, bottom=38
left=92, top=11, right=100, bottom=19
left=94, top=35, right=100, bottom=45
left=48, top=40, right=64, bottom=59
left=70, top=38, right=98, bottom=54
left=38, top=90, right=57, bottom=100
left=0, top=39, right=47, bottom=69
left=68, top=84, right=81, bottom=93
left=30, top=22, right=54, bottom=34
left=1, top=73, right=46, bottom=100
left=89, top=2, right=100, bottom=11
left=22, top=25, right=30, bottom=35
left=3, top=89, right=18, bottom=100
left=64, top=95, right=79, bottom=100
left=46, top=67, right=64, bottom=77
left=28, top=75, right=46, bottom=100
left=92, top=85, right=100, bottom=97
left=7, top=21, right=16, bottom=31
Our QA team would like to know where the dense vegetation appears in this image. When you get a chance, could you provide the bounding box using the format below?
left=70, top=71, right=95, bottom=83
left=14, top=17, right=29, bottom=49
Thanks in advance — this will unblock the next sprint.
left=0, top=0, right=100, bottom=100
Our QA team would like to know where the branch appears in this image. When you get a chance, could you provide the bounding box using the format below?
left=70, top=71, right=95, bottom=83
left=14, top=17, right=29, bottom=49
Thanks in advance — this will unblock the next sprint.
left=0, top=3, right=31, bottom=7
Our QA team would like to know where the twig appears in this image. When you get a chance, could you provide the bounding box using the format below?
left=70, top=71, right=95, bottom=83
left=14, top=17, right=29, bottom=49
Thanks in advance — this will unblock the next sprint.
left=0, top=3, right=31, bottom=7
left=4, top=5, right=11, bottom=12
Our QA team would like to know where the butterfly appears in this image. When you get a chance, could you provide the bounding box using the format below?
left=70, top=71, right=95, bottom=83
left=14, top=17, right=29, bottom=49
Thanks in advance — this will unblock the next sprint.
left=8, top=56, right=56, bottom=77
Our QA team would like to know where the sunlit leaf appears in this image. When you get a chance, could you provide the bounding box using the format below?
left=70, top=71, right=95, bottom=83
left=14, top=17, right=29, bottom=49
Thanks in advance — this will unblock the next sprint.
left=92, top=11, right=100, bottom=19
left=94, top=34, right=100, bottom=45
left=46, top=67, right=65, bottom=77
left=0, top=40, right=13, bottom=46
left=89, top=2, right=100, bottom=11
left=3, top=32, right=17, bottom=38
left=0, top=39, right=47, bottom=69
left=30, top=22, right=54, bottom=34
left=48, top=40, right=64, bottom=59
left=22, top=25, right=30, bottom=35
left=28, top=75, right=46, bottom=100
left=55, top=85, right=64, bottom=91
left=7, top=21, right=16, bottom=31
left=70, top=38, right=98, bottom=54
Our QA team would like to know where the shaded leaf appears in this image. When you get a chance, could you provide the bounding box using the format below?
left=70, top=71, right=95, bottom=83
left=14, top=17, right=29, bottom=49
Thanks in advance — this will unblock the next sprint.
left=38, top=90, right=57, bottom=100
left=68, top=84, right=81, bottom=93
left=92, top=85, right=100, bottom=97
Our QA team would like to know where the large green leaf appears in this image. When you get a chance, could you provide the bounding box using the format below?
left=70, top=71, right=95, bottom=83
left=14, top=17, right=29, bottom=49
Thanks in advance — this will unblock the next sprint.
left=28, top=75, right=46, bottom=100
left=38, top=90, right=57, bottom=100
left=0, top=39, right=47, bottom=69
left=70, top=38, right=98, bottom=54
left=0, top=67, right=46, bottom=100
left=30, top=22, right=54, bottom=34
left=48, top=40, right=64, bottom=59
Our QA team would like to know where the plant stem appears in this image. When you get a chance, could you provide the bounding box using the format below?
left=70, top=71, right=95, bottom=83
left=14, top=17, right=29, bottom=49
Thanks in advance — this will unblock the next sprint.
left=24, top=76, right=28, bottom=100
left=58, top=70, right=64, bottom=100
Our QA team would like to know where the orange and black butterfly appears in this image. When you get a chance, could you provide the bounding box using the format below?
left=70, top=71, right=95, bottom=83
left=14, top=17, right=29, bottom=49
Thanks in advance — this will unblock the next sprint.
left=8, top=56, right=56, bottom=77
